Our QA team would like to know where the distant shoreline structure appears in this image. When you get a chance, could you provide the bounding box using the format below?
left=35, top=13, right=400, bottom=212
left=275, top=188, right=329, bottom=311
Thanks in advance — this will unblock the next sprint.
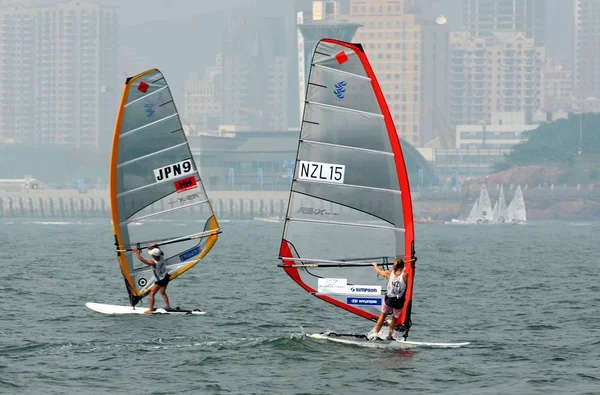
left=1, top=187, right=599, bottom=221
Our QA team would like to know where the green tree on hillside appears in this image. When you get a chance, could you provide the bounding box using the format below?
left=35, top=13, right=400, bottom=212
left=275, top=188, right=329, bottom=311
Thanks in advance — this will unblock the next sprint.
left=494, top=113, right=600, bottom=170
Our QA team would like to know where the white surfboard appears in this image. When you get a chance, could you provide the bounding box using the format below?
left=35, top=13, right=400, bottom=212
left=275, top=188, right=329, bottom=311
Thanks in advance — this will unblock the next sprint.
left=307, top=333, right=469, bottom=349
left=86, top=302, right=206, bottom=315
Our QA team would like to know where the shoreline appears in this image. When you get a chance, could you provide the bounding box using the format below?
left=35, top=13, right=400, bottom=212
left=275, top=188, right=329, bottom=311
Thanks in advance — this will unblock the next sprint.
left=1, top=189, right=599, bottom=221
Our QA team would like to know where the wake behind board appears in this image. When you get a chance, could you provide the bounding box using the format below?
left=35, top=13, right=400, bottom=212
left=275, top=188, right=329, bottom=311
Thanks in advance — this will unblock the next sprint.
left=86, top=302, right=206, bottom=315
left=308, top=332, right=469, bottom=349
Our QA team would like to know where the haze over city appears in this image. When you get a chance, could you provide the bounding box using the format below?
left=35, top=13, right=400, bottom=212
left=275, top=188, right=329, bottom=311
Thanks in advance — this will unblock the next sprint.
left=0, top=0, right=598, bottom=223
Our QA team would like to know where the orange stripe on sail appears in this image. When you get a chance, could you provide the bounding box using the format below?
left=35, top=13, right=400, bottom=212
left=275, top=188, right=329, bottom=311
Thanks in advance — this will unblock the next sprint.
left=109, top=68, right=158, bottom=297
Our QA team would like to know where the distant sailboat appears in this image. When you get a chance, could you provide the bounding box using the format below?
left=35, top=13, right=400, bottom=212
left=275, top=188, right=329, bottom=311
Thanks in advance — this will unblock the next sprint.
left=492, top=185, right=508, bottom=224
left=478, top=184, right=494, bottom=223
left=507, top=185, right=527, bottom=224
left=451, top=184, right=493, bottom=224
left=465, top=198, right=480, bottom=223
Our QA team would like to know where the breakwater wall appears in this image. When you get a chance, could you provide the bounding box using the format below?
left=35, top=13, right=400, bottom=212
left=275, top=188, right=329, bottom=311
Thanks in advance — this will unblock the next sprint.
left=0, top=189, right=436, bottom=219
left=0, top=191, right=292, bottom=219
left=3, top=186, right=598, bottom=220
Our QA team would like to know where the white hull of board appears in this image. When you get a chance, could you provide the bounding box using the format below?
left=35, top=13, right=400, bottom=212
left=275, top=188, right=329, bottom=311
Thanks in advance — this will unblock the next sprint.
left=307, top=333, right=469, bottom=349
left=86, top=302, right=206, bottom=315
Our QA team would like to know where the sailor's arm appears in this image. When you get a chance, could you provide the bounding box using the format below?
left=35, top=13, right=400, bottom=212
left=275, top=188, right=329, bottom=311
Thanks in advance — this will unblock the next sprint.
left=372, top=262, right=389, bottom=277
left=132, top=247, right=155, bottom=266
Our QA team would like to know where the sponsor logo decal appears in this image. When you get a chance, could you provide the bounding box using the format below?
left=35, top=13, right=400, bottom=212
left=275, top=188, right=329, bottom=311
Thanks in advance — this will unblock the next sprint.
left=348, top=285, right=381, bottom=294
left=174, top=176, right=197, bottom=192
left=333, top=80, right=347, bottom=101
left=168, top=192, right=200, bottom=205
left=138, top=278, right=147, bottom=287
left=297, top=207, right=339, bottom=216
left=317, top=278, right=347, bottom=294
left=153, top=159, right=194, bottom=182
left=298, top=160, right=345, bottom=184
left=347, top=297, right=382, bottom=306
left=143, top=103, right=155, bottom=117
left=179, top=246, right=200, bottom=261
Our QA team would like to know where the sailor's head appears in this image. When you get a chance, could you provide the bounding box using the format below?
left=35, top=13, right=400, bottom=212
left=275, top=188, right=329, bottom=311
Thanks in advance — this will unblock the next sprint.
left=148, top=244, right=162, bottom=258
left=393, top=258, right=405, bottom=272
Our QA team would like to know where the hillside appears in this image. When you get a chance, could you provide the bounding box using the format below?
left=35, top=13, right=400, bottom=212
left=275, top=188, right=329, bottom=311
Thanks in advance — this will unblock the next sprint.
left=490, top=113, right=600, bottom=186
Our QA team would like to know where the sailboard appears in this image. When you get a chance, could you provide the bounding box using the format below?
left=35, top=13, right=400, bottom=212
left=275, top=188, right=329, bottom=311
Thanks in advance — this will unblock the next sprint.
left=85, top=302, right=206, bottom=315
left=87, top=69, right=220, bottom=314
left=278, top=38, right=421, bottom=341
left=307, top=332, right=469, bottom=349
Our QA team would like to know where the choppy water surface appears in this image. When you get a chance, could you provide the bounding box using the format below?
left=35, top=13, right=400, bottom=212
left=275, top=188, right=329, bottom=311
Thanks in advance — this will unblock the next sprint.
left=1, top=219, right=599, bottom=394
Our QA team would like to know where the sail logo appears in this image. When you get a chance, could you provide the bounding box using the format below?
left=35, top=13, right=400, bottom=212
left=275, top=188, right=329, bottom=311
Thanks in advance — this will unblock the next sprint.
left=347, top=297, right=381, bottom=306
left=318, top=278, right=347, bottom=294
left=144, top=103, right=155, bottom=117
left=348, top=285, right=381, bottom=295
left=298, top=160, right=345, bottom=184
left=153, top=159, right=194, bottom=182
left=333, top=81, right=347, bottom=101
left=179, top=246, right=200, bottom=262
left=297, top=207, right=339, bottom=216
left=174, top=176, right=197, bottom=193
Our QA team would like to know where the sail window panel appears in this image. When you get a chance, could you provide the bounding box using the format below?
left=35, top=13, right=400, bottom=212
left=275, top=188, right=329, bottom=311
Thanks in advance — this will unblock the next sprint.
left=307, top=66, right=380, bottom=115
left=288, top=189, right=403, bottom=228
left=118, top=181, right=180, bottom=220
left=302, top=102, right=392, bottom=153
left=118, top=116, right=186, bottom=164
left=117, top=146, right=194, bottom=194
left=284, top=218, right=399, bottom=264
left=125, top=185, right=212, bottom=224
left=312, top=41, right=368, bottom=78
left=121, top=88, right=177, bottom=137
left=126, top=239, right=203, bottom=294
left=297, top=142, right=400, bottom=192
left=128, top=224, right=200, bottom=262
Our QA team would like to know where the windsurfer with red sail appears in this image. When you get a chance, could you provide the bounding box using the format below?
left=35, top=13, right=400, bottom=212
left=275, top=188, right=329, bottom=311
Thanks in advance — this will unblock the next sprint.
left=369, top=259, right=408, bottom=340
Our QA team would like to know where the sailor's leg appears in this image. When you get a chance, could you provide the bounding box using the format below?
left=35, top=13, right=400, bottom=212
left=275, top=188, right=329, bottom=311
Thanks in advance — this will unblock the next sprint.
left=145, top=285, right=159, bottom=314
left=388, top=315, right=398, bottom=337
left=159, top=285, right=171, bottom=310
left=374, top=312, right=386, bottom=334
left=374, top=301, right=392, bottom=335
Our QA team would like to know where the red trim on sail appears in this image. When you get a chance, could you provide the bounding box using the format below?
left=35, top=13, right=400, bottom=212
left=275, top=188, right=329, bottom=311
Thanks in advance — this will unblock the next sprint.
left=280, top=240, right=379, bottom=322
left=321, top=38, right=416, bottom=327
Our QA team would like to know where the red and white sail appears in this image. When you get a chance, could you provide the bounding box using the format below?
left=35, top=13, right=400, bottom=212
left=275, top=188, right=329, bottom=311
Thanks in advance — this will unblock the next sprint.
left=278, top=39, right=416, bottom=336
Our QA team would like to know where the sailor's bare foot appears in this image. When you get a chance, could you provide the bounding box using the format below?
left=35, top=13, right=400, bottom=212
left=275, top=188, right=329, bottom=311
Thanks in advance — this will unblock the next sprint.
left=144, top=309, right=153, bottom=314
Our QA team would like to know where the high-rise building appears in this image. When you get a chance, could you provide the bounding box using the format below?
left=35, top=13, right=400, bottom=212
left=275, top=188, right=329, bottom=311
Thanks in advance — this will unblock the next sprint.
left=543, top=60, right=573, bottom=112
left=184, top=55, right=223, bottom=133
left=296, top=1, right=361, bottom=124
left=346, top=0, right=448, bottom=147
left=450, top=31, right=544, bottom=126
left=0, top=0, right=35, bottom=144
left=463, top=0, right=546, bottom=46
left=221, top=16, right=288, bottom=131
left=0, top=0, right=118, bottom=150
left=574, top=0, right=600, bottom=99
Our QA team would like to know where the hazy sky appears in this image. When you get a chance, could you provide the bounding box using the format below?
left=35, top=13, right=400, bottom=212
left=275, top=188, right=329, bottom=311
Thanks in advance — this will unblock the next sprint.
left=24, top=0, right=574, bottom=124
left=31, top=0, right=253, bottom=24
